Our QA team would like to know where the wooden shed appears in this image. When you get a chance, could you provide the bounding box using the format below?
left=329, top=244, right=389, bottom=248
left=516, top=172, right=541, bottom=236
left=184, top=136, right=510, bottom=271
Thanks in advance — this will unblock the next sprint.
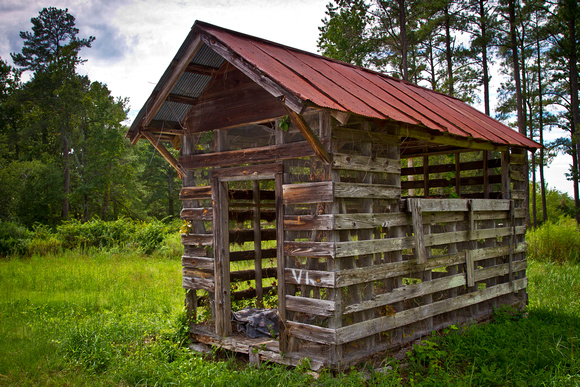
left=127, top=21, right=541, bottom=369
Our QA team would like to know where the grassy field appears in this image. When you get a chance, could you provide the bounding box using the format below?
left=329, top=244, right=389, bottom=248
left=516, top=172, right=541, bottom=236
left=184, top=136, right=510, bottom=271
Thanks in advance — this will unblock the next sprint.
left=0, top=249, right=579, bottom=386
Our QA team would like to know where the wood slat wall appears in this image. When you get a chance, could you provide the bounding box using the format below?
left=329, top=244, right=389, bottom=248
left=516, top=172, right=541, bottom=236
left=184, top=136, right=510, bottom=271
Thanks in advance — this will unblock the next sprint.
left=178, top=110, right=529, bottom=368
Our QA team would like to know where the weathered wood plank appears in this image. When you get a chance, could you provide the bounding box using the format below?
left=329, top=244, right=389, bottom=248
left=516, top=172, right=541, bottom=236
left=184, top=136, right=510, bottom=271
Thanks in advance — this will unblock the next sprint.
left=182, top=275, right=215, bottom=292
left=285, top=320, right=337, bottom=345
left=283, top=182, right=334, bottom=204
left=335, top=236, right=414, bottom=258
left=181, top=233, right=213, bottom=246
left=343, top=259, right=527, bottom=315
left=336, top=278, right=527, bottom=344
left=182, top=255, right=214, bottom=271
left=409, top=199, right=427, bottom=264
left=180, top=140, right=325, bottom=170
left=285, top=296, right=336, bottom=317
left=332, top=153, right=401, bottom=174
left=180, top=186, right=212, bottom=200
left=283, top=105, right=330, bottom=164
left=284, top=241, right=335, bottom=258
left=181, top=208, right=213, bottom=221
left=465, top=250, right=475, bottom=287
left=284, top=214, right=334, bottom=230
left=284, top=268, right=336, bottom=287
left=334, top=182, right=400, bottom=199
left=211, top=163, right=282, bottom=181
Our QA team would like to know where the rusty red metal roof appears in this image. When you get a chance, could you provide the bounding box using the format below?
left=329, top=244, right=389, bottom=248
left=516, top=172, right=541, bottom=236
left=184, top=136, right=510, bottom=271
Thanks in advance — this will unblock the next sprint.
left=128, top=21, right=540, bottom=150
left=194, top=21, right=539, bottom=149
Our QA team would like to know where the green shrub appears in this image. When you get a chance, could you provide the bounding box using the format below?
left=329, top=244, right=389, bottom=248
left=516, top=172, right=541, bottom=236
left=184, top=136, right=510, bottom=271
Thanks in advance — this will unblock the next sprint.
left=0, top=220, right=32, bottom=257
left=526, top=217, right=580, bottom=263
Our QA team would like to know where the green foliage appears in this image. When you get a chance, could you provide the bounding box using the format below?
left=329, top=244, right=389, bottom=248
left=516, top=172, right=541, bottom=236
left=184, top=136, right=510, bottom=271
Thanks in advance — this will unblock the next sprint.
left=1, top=249, right=580, bottom=385
left=526, top=217, right=580, bottom=263
left=0, top=220, right=32, bottom=256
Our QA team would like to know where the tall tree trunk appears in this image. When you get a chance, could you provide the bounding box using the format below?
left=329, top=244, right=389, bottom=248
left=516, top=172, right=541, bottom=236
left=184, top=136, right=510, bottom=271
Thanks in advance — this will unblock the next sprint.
left=508, top=0, right=529, bottom=225
left=568, top=0, right=580, bottom=224
left=399, top=0, right=409, bottom=81
left=536, top=19, right=547, bottom=222
left=444, top=4, right=454, bottom=96
left=62, top=134, right=70, bottom=219
left=479, top=0, right=490, bottom=115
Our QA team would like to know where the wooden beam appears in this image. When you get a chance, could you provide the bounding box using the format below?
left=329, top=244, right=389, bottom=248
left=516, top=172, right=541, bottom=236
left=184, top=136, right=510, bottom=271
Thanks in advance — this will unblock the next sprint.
left=180, top=140, right=326, bottom=170
left=142, top=127, right=184, bottom=136
left=141, top=131, right=186, bottom=177
left=401, top=125, right=509, bottom=152
left=165, top=93, right=198, bottom=105
left=184, top=62, right=220, bottom=76
left=282, top=104, right=331, bottom=164
left=409, top=198, right=427, bottom=264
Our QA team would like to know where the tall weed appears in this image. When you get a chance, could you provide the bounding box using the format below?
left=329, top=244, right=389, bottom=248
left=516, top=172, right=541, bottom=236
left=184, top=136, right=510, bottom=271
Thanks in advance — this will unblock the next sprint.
left=527, top=217, right=580, bottom=263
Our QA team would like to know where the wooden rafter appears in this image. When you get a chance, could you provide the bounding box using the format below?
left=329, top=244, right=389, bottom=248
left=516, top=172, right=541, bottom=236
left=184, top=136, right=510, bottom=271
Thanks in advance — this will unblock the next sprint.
left=282, top=104, right=331, bottom=164
left=141, top=131, right=186, bottom=177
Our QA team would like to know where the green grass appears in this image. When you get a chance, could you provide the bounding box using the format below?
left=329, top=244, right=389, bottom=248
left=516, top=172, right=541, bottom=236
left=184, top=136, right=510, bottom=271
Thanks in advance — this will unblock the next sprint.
left=1, top=249, right=579, bottom=386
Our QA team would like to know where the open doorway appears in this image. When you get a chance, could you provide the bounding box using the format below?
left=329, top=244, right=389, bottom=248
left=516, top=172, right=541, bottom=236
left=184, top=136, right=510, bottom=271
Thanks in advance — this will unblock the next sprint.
left=211, top=165, right=284, bottom=342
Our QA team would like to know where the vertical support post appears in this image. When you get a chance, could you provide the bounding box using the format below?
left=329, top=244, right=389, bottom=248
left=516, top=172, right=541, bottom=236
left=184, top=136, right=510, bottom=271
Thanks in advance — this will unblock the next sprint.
left=409, top=198, right=427, bottom=264
left=213, top=178, right=231, bottom=337
left=455, top=153, right=461, bottom=197
left=483, top=151, right=490, bottom=199
left=252, top=180, right=263, bottom=307
left=501, top=151, right=511, bottom=199
left=423, top=154, right=429, bottom=197
left=275, top=172, right=287, bottom=352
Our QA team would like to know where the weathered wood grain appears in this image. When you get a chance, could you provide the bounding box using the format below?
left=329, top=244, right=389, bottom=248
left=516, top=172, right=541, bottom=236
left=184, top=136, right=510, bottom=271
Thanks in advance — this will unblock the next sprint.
left=336, top=278, right=527, bottom=344
left=285, top=296, right=336, bottom=317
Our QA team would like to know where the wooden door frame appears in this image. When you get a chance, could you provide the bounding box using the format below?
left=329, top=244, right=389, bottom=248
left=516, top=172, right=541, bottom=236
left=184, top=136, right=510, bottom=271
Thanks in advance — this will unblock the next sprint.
left=211, top=164, right=285, bottom=340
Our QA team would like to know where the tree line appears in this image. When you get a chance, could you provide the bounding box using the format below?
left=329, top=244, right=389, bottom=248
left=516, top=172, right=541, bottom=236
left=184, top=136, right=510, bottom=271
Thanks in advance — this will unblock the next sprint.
left=318, top=0, right=579, bottom=226
left=0, top=7, right=181, bottom=229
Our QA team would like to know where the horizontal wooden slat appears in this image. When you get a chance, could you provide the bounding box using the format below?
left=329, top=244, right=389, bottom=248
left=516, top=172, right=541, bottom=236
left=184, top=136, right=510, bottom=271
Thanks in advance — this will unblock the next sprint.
left=181, top=208, right=213, bottom=221
left=336, top=278, right=527, bottom=344
left=211, top=163, right=282, bottom=181
left=285, top=241, right=335, bottom=258
left=334, top=182, right=400, bottom=199
left=182, top=234, right=213, bottom=246
left=182, top=275, right=215, bottom=292
left=180, top=140, right=326, bottom=170
left=344, top=273, right=466, bottom=314
left=335, top=236, right=413, bottom=258
left=285, top=296, right=336, bottom=317
left=334, top=242, right=526, bottom=288
left=284, top=214, right=334, bottom=230
left=332, top=153, right=400, bottom=173
left=180, top=186, right=212, bottom=200
left=182, top=255, right=214, bottom=271
left=285, top=320, right=337, bottom=345
left=283, top=182, right=334, bottom=204
left=284, top=268, right=335, bottom=287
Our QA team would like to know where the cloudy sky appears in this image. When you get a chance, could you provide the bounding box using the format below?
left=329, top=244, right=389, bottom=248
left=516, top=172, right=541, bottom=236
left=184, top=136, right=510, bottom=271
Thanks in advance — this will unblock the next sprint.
left=0, top=0, right=573, bottom=195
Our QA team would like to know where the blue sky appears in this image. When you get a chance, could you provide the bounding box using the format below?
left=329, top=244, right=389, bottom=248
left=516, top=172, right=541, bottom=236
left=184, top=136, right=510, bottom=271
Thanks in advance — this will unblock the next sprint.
left=0, top=0, right=573, bottom=196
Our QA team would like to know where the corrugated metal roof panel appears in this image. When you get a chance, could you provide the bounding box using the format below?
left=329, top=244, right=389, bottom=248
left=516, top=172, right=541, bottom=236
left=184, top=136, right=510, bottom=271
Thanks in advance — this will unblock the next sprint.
left=129, top=20, right=540, bottom=150
left=192, top=43, right=224, bottom=68
left=154, top=100, right=191, bottom=123
left=197, top=21, right=540, bottom=149
left=172, top=73, right=212, bottom=98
